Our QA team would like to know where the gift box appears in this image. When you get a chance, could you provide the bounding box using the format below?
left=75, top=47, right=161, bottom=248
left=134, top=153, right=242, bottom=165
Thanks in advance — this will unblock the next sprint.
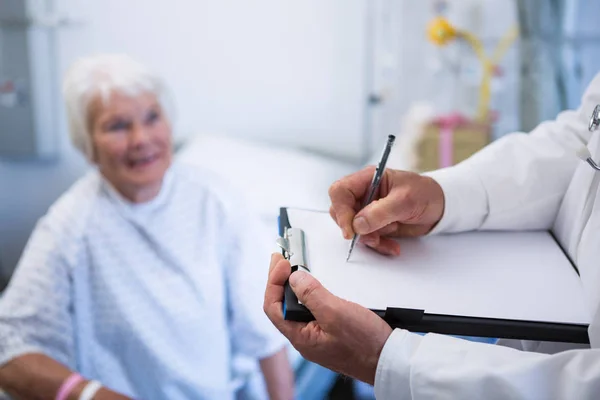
left=416, top=113, right=490, bottom=172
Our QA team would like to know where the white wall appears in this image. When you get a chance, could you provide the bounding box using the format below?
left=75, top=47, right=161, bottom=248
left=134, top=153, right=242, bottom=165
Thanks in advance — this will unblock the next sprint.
left=59, top=0, right=370, bottom=159
left=0, top=0, right=371, bottom=278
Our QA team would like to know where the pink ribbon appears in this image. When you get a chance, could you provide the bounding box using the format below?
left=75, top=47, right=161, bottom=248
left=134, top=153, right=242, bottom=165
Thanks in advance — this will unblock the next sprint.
left=433, top=113, right=467, bottom=168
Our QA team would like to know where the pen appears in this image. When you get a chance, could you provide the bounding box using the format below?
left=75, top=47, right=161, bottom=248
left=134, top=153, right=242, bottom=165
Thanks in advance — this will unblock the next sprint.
left=346, top=134, right=396, bottom=262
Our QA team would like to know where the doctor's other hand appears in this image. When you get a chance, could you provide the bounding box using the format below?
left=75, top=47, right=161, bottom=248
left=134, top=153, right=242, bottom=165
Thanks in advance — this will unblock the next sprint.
left=264, top=253, right=393, bottom=385
left=329, top=167, right=445, bottom=255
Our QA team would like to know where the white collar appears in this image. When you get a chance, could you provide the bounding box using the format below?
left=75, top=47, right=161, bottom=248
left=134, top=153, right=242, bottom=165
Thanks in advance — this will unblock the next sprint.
left=100, top=165, right=175, bottom=219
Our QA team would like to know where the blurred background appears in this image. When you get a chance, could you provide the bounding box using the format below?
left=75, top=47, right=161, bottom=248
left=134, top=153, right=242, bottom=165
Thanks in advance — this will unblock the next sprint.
left=1, top=0, right=599, bottom=398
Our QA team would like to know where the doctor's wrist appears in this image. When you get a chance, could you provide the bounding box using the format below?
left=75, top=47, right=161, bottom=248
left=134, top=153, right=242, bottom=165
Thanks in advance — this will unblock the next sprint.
left=361, top=323, right=393, bottom=385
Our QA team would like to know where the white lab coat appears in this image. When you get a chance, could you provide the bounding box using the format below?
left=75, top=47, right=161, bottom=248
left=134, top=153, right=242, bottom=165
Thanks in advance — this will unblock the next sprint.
left=374, top=73, right=600, bottom=399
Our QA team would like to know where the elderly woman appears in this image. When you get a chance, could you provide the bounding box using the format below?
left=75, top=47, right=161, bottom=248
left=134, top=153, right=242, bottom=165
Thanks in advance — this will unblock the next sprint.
left=0, top=54, right=294, bottom=400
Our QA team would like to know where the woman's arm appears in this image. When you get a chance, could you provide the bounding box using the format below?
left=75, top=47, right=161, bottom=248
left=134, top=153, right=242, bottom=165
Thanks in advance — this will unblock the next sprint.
left=259, top=347, right=294, bottom=400
left=0, top=354, right=130, bottom=400
left=0, top=214, right=129, bottom=400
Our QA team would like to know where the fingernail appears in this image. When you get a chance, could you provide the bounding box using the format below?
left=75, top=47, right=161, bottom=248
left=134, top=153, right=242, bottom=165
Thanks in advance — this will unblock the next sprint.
left=343, top=228, right=352, bottom=240
left=289, top=271, right=307, bottom=288
left=363, top=237, right=376, bottom=247
left=353, top=216, right=369, bottom=234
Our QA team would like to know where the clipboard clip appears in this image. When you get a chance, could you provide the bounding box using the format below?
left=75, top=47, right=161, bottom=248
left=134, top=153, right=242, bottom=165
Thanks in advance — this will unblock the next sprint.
left=276, top=227, right=310, bottom=273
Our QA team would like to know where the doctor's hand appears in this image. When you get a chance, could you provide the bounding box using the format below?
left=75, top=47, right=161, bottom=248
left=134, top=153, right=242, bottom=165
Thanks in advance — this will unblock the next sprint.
left=329, top=167, right=445, bottom=255
left=264, top=253, right=393, bottom=385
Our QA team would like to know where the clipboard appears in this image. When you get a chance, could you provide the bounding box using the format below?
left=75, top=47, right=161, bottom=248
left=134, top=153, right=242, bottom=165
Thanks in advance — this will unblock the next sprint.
left=278, top=207, right=590, bottom=344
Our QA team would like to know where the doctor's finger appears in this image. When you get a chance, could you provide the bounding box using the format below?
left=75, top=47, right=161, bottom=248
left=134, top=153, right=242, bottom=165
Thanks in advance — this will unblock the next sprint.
left=329, top=167, right=377, bottom=206
left=329, top=168, right=378, bottom=237
left=272, top=318, right=314, bottom=348
left=356, top=223, right=398, bottom=242
left=360, top=232, right=401, bottom=255
left=264, top=258, right=291, bottom=316
left=329, top=205, right=338, bottom=225
left=266, top=257, right=291, bottom=291
left=263, top=260, right=313, bottom=341
left=331, top=204, right=357, bottom=240
left=365, top=237, right=401, bottom=256
left=264, top=294, right=311, bottom=342
left=269, top=253, right=285, bottom=277
left=353, top=190, right=419, bottom=235
left=375, top=222, right=400, bottom=237
left=289, top=270, right=342, bottom=326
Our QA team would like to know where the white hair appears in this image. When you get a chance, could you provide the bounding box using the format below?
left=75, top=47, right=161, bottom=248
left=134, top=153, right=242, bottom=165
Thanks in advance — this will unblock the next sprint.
left=62, top=53, right=173, bottom=160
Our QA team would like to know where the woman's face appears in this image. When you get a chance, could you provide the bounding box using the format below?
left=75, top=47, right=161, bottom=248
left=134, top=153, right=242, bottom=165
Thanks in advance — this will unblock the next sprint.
left=90, top=91, right=172, bottom=202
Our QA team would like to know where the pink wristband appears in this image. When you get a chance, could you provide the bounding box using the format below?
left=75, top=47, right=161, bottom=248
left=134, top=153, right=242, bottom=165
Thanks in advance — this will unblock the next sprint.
left=56, top=373, right=84, bottom=400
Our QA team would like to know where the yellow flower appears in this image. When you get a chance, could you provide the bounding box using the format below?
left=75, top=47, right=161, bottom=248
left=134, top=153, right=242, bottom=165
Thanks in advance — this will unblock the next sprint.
left=427, top=17, right=457, bottom=46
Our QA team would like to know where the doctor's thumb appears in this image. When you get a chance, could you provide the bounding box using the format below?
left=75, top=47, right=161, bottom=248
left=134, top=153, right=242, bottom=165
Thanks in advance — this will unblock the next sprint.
left=289, top=271, right=332, bottom=319
left=353, top=195, right=405, bottom=235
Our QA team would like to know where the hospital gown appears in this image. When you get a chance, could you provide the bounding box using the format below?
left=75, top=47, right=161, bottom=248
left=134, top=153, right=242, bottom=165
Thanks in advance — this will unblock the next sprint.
left=0, top=162, right=286, bottom=400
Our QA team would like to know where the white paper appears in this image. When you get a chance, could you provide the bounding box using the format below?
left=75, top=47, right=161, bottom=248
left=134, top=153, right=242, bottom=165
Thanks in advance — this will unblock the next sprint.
left=287, top=209, right=591, bottom=325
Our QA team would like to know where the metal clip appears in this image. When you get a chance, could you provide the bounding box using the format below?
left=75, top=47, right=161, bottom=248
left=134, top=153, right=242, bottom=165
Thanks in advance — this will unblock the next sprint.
left=581, top=105, right=600, bottom=171
left=589, top=104, right=600, bottom=132
left=276, top=227, right=310, bottom=272
left=276, top=227, right=292, bottom=259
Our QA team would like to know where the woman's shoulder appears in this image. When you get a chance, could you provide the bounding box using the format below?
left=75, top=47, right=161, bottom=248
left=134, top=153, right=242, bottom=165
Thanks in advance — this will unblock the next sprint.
left=41, top=170, right=103, bottom=239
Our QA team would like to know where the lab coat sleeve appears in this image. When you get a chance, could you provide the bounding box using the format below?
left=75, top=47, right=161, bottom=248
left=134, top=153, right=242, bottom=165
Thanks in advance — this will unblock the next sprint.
left=375, top=329, right=600, bottom=400
left=0, top=218, right=75, bottom=368
left=426, top=73, right=600, bottom=233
